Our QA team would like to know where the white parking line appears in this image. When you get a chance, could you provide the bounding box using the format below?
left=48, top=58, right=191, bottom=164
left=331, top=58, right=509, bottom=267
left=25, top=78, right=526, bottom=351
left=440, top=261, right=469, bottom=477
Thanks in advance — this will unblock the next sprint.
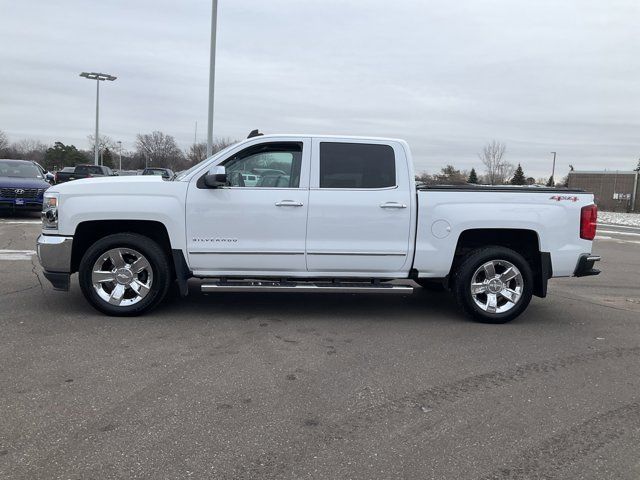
left=596, top=236, right=640, bottom=246
left=598, top=223, right=640, bottom=231
left=0, top=220, right=41, bottom=225
left=597, top=230, right=640, bottom=237
left=0, top=249, right=37, bottom=260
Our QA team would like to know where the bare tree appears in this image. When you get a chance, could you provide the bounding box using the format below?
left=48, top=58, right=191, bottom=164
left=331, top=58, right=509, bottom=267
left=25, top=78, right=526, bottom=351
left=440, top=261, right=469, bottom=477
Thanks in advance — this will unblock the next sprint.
left=434, top=165, right=468, bottom=185
left=415, top=172, right=434, bottom=184
left=10, top=138, right=48, bottom=162
left=135, top=131, right=184, bottom=170
left=187, top=142, right=208, bottom=165
left=186, top=138, right=238, bottom=166
left=479, top=140, right=514, bottom=185
left=87, top=134, right=116, bottom=153
left=0, top=130, right=8, bottom=153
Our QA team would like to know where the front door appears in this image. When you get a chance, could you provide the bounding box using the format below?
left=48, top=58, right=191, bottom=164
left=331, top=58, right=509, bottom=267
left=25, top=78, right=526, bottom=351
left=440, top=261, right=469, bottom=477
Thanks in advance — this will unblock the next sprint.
left=186, top=138, right=311, bottom=275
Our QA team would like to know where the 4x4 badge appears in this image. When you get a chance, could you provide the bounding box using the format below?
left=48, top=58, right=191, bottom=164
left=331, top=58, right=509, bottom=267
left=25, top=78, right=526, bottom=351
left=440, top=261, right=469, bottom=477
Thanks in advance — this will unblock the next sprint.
left=550, top=195, right=578, bottom=202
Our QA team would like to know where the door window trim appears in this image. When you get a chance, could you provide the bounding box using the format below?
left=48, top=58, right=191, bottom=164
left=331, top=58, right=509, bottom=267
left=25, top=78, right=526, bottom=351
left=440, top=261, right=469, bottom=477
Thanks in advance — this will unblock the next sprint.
left=309, top=139, right=404, bottom=190
left=317, top=141, right=398, bottom=190
left=195, top=140, right=310, bottom=190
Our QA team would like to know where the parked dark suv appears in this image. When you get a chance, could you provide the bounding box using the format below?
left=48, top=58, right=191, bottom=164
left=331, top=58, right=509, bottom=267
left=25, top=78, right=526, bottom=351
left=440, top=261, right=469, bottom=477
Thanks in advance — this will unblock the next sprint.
left=0, top=159, right=51, bottom=212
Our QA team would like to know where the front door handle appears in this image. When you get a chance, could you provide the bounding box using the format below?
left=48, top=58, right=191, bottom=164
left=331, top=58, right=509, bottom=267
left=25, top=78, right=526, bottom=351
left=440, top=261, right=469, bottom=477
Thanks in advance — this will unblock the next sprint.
left=275, top=200, right=304, bottom=207
left=380, top=202, right=407, bottom=209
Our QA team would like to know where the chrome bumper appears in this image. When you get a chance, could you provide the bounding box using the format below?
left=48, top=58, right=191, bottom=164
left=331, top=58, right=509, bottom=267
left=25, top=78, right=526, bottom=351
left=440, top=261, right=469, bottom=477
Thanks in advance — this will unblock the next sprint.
left=574, top=254, right=601, bottom=277
left=36, top=234, right=73, bottom=273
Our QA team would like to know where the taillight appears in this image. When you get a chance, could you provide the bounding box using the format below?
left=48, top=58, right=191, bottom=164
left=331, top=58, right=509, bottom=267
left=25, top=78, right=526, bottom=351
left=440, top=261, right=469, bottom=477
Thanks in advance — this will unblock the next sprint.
left=580, top=204, right=597, bottom=240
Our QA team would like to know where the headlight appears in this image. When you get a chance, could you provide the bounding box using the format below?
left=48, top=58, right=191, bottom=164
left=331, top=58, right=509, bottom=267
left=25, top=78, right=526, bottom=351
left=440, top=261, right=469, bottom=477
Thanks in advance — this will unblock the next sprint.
left=42, top=194, right=58, bottom=230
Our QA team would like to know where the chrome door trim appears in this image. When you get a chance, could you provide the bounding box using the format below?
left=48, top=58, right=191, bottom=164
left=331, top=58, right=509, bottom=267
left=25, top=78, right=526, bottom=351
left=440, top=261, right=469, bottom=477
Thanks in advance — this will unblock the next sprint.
left=189, top=251, right=305, bottom=255
left=306, top=251, right=407, bottom=256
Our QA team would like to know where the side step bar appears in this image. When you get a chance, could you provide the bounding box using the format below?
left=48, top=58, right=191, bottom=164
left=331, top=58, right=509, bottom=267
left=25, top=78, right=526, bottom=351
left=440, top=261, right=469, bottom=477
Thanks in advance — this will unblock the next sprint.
left=201, top=280, right=414, bottom=295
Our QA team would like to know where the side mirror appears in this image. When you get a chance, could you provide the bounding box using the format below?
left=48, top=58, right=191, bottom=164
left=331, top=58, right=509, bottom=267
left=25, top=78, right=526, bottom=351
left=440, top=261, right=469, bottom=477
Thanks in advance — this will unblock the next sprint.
left=204, top=166, right=227, bottom=188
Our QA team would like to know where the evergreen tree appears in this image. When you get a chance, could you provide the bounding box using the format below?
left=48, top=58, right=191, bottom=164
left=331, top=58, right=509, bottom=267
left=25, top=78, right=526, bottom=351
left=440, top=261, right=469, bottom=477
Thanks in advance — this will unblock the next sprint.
left=546, top=175, right=555, bottom=187
left=467, top=168, right=478, bottom=184
left=102, top=147, right=115, bottom=168
left=510, top=164, right=526, bottom=185
left=43, top=142, right=87, bottom=170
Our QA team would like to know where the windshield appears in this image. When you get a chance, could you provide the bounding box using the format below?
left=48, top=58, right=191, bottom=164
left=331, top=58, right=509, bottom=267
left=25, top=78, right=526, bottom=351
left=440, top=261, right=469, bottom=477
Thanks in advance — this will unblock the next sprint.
left=0, top=161, right=42, bottom=179
left=174, top=142, right=240, bottom=181
left=143, top=169, right=167, bottom=175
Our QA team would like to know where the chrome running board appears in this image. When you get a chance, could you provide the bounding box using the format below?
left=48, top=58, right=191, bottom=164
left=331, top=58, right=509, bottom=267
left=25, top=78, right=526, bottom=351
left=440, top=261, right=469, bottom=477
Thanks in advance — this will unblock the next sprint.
left=201, top=280, right=413, bottom=295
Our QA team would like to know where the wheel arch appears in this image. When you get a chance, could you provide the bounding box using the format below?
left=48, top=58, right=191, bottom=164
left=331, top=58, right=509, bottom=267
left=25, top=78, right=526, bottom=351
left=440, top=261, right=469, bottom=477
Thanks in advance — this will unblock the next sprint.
left=448, top=228, right=551, bottom=298
left=71, top=220, right=171, bottom=272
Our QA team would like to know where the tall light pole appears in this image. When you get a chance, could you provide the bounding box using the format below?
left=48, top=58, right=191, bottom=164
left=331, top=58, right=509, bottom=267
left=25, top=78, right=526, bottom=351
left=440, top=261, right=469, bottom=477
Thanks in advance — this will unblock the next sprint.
left=550, top=151, right=557, bottom=184
left=206, top=0, right=218, bottom=157
left=80, top=72, right=117, bottom=165
left=117, top=140, right=122, bottom=171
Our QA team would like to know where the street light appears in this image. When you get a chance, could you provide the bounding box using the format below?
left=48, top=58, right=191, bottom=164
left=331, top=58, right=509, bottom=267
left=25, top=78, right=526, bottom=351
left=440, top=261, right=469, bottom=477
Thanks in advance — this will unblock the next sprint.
left=79, top=72, right=117, bottom=165
left=206, top=0, right=218, bottom=157
left=117, top=140, right=122, bottom=171
left=550, top=151, right=557, bottom=184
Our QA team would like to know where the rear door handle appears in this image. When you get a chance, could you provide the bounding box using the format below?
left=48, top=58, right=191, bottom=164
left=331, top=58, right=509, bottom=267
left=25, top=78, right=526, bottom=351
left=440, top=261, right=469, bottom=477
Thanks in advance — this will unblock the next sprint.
left=275, top=200, right=304, bottom=207
left=380, top=202, right=407, bottom=209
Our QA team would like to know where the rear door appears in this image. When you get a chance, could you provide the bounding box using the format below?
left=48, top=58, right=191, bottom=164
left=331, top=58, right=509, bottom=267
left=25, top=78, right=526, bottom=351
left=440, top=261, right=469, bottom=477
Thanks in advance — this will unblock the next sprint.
left=306, top=139, right=413, bottom=274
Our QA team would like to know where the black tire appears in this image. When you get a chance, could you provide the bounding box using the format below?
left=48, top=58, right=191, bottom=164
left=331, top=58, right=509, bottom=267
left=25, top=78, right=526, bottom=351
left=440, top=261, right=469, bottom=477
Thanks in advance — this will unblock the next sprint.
left=452, top=246, right=533, bottom=324
left=415, top=279, right=446, bottom=292
left=78, top=233, right=172, bottom=316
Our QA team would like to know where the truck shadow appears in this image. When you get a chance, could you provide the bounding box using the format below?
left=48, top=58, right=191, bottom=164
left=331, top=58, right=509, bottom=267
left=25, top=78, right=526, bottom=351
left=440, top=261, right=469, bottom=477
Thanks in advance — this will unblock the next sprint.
left=159, top=280, right=468, bottom=325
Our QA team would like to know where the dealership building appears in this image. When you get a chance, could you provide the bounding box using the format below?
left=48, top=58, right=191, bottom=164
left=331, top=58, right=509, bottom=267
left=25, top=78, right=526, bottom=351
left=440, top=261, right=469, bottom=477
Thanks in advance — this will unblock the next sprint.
left=567, top=170, right=639, bottom=212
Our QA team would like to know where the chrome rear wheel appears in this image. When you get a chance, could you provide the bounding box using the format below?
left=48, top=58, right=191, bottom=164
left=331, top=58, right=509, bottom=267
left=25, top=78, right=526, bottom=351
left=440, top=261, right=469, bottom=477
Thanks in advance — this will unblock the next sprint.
left=452, top=246, right=533, bottom=324
left=470, top=260, right=523, bottom=314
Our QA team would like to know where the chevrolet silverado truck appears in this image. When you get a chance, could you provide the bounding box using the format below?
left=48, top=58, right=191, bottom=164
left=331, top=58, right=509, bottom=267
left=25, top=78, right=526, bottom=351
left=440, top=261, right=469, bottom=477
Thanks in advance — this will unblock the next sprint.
left=36, top=134, right=600, bottom=323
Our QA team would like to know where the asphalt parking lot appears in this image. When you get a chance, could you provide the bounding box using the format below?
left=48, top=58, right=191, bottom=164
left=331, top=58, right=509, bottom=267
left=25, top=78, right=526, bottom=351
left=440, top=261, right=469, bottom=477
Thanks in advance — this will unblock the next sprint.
left=1, top=214, right=639, bottom=480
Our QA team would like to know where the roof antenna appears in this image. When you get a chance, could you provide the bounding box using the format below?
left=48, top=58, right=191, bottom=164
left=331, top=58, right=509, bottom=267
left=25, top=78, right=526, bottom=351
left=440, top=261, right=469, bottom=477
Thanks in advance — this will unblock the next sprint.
left=247, top=129, right=263, bottom=139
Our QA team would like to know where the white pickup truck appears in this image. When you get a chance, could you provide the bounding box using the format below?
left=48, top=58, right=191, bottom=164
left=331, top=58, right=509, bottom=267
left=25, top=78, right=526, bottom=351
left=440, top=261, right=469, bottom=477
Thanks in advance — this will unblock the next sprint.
left=36, top=133, right=600, bottom=323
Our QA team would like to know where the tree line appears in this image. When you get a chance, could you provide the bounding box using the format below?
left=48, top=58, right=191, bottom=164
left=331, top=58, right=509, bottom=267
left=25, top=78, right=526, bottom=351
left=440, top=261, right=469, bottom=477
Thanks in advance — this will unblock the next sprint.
left=416, top=140, right=569, bottom=187
left=0, top=129, right=236, bottom=172
left=0, top=131, right=569, bottom=185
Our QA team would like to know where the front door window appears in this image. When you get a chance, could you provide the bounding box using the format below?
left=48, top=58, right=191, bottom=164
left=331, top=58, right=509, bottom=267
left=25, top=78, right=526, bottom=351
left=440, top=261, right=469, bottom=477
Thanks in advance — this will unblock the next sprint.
left=222, top=142, right=303, bottom=188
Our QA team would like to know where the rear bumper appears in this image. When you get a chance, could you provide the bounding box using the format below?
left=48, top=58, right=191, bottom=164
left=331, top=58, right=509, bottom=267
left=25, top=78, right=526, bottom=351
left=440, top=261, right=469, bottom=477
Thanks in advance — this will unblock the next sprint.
left=574, top=254, right=601, bottom=277
left=36, top=234, right=73, bottom=291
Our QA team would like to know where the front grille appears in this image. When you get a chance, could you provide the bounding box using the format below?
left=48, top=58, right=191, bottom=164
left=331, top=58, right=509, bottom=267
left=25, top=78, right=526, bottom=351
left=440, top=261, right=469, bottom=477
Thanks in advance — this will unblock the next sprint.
left=0, top=188, right=43, bottom=199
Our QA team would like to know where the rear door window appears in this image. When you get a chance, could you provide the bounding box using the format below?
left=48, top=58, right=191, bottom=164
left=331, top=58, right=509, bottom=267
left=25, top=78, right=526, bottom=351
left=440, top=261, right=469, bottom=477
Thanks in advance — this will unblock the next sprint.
left=319, top=142, right=396, bottom=189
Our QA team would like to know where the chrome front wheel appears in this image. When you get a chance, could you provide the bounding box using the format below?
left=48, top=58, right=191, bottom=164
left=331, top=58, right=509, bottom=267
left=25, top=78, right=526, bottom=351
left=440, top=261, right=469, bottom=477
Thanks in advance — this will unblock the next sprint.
left=91, top=247, right=154, bottom=307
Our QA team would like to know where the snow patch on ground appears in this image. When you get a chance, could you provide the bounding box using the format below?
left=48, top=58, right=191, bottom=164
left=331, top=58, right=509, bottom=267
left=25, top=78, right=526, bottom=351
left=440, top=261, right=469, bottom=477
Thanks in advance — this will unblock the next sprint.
left=598, top=211, right=640, bottom=227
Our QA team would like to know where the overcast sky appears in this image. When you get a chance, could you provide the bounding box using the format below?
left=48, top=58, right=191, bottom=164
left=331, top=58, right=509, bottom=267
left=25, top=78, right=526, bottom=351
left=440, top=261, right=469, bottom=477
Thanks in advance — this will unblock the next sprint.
left=1, top=0, right=638, bottom=177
